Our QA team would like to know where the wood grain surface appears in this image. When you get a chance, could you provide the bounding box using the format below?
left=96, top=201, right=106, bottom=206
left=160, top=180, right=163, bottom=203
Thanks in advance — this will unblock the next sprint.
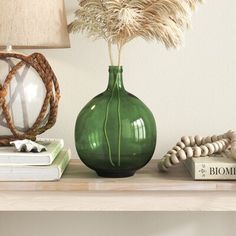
left=0, top=160, right=235, bottom=191
left=1, top=160, right=236, bottom=211
left=1, top=191, right=236, bottom=211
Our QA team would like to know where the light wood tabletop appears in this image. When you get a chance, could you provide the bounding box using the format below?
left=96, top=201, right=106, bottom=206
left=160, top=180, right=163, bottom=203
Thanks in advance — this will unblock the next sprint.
left=0, top=159, right=236, bottom=191
left=0, top=159, right=236, bottom=211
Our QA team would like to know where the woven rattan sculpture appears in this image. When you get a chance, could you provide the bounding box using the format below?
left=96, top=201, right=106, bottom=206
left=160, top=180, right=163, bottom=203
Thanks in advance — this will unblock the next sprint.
left=0, top=52, right=60, bottom=146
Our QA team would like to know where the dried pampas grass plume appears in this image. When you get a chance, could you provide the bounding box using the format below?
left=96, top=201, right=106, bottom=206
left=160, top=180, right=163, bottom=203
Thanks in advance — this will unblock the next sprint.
left=69, top=0, right=202, bottom=65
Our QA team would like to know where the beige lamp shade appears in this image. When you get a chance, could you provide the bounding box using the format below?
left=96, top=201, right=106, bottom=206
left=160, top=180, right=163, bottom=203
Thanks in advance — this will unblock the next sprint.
left=0, top=0, right=70, bottom=49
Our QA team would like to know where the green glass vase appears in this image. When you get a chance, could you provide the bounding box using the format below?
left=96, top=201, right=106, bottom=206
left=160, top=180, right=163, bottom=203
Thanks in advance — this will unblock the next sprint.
left=75, top=66, right=156, bottom=177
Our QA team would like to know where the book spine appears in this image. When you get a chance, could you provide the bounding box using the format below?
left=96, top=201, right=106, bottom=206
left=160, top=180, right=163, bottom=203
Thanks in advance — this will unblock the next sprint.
left=48, top=140, right=64, bottom=163
left=194, top=163, right=236, bottom=180
left=56, top=149, right=71, bottom=180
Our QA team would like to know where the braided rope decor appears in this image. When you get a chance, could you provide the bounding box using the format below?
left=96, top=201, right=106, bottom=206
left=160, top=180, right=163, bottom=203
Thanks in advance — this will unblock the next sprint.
left=0, top=52, right=60, bottom=146
left=158, top=130, right=236, bottom=172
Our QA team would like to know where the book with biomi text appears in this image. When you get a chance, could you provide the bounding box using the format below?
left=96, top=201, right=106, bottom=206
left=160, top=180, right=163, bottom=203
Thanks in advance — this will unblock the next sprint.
left=0, top=138, right=64, bottom=166
left=184, top=151, right=236, bottom=180
left=0, top=149, right=71, bottom=181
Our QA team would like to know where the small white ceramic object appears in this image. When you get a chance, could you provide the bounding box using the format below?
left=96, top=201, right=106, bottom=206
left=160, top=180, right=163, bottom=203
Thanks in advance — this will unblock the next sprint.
left=10, top=139, right=47, bottom=153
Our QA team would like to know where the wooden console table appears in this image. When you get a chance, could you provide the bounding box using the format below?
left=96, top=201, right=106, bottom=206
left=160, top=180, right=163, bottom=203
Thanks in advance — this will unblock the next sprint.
left=0, top=159, right=236, bottom=211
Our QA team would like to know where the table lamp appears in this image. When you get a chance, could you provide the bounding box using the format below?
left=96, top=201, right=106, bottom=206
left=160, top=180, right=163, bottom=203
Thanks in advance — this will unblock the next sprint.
left=0, top=0, right=70, bottom=145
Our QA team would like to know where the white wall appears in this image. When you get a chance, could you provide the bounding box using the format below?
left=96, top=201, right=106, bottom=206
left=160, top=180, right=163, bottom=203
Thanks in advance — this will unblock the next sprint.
left=39, top=0, right=236, bottom=160
left=5, top=0, right=236, bottom=235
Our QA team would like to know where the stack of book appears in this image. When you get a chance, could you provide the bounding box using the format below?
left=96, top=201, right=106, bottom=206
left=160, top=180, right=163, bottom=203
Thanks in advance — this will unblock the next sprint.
left=185, top=151, right=236, bottom=180
left=0, top=138, right=71, bottom=181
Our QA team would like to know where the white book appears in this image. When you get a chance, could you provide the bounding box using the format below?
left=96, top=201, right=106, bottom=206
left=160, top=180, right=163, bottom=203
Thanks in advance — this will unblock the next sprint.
left=0, top=138, right=64, bottom=166
left=184, top=152, right=236, bottom=180
left=0, top=149, right=71, bottom=181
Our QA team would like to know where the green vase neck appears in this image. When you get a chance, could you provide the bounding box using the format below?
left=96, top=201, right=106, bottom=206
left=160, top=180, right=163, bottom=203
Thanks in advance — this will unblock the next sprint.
left=107, top=66, right=124, bottom=91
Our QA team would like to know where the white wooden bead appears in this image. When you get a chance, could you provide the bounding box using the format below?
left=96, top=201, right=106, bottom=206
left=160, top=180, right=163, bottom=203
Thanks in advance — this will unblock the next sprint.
left=164, top=154, right=171, bottom=158
left=167, top=150, right=177, bottom=155
left=206, top=143, right=214, bottom=154
left=211, top=135, right=218, bottom=142
left=205, top=136, right=212, bottom=143
left=181, top=136, right=190, bottom=146
left=216, top=141, right=223, bottom=152
left=173, top=146, right=181, bottom=152
left=230, top=132, right=236, bottom=141
left=171, top=154, right=180, bottom=164
left=195, top=135, right=202, bottom=146
left=164, top=156, right=172, bottom=167
left=220, top=139, right=227, bottom=145
left=189, top=136, right=195, bottom=146
left=212, top=142, right=219, bottom=152
left=159, top=160, right=168, bottom=171
left=177, top=150, right=187, bottom=160
left=226, top=130, right=235, bottom=139
left=223, top=139, right=230, bottom=147
left=202, top=137, right=208, bottom=144
left=177, top=141, right=186, bottom=149
left=200, top=146, right=209, bottom=156
left=219, top=140, right=227, bottom=150
left=184, top=147, right=193, bottom=158
left=193, top=146, right=202, bottom=157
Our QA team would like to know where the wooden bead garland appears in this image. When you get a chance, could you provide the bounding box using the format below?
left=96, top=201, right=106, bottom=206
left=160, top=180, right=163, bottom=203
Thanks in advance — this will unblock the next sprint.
left=158, top=130, right=236, bottom=172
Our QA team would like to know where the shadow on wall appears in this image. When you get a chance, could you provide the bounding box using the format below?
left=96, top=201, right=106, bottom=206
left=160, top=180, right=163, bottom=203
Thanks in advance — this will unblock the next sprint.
left=0, top=212, right=235, bottom=236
